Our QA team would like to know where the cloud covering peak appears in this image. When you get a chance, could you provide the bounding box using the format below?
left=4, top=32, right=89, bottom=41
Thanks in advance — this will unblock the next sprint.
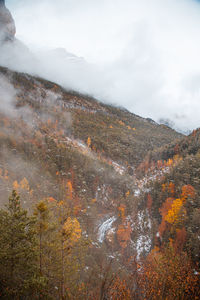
left=3, top=0, right=200, bottom=132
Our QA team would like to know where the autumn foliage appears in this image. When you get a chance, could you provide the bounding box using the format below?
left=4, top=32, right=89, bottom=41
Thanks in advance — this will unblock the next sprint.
left=159, top=184, right=196, bottom=237
left=117, top=222, right=132, bottom=249
left=108, top=277, right=131, bottom=300
left=139, top=243, right=200, bottom=300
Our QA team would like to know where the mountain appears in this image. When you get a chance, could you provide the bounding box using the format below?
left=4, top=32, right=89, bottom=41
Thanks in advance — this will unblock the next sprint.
left=0, top=2, right=199, bottom=299
left=1, top=64, right=199, bottom=299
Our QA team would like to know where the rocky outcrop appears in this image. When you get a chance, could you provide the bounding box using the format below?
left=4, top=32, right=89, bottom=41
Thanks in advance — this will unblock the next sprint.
left=0, top=0, right=16, bottom=42
left=0, top=0, right=38, bottom=73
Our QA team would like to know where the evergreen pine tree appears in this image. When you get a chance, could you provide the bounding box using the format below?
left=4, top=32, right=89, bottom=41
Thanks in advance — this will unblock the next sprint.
left=0, top=190, right=48, bottom=299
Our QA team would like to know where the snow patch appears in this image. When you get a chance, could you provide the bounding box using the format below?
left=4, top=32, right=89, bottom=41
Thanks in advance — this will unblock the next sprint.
left=112, top=161, right=126, bottom=175
left=98, top=216, right=116, bottom=243
left=132, top=209, right=153, bottom=259
left=134, top=189, right=141, bottom=196
left=136, top=235, right=152, bottom=259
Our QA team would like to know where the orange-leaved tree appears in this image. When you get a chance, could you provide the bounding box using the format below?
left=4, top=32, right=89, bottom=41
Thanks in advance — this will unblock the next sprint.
left=138, top=243, right=200, bottom=300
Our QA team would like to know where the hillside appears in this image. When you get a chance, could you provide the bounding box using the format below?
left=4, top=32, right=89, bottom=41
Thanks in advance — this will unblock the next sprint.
left=137, top=128, right=200, bottom=173
left=0, top=64, right=183, bottom=279
left=0, top=64, right=182, bottom=203
left=1, top=65, right=200, bottom=298
left=134, top=128, right=200, bottom=270
left=0, top=66, right=182, bottom=165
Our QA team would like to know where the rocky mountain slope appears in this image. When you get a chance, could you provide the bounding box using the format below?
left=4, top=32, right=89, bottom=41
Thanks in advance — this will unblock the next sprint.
left=1, top=64, right=199, bottom=299
left=0, top=2, right=199, bottom=298
left=0, top=65, right=182, bottom=259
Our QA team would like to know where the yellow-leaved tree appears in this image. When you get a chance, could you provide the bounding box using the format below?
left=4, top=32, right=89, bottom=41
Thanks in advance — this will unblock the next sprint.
left=34, top=198, right=89, bottom=299
left=62, top=217, right=82, bottom=247
left=87, top=137, right=91, bottom=148
left=165, top=198, right=185, bottom=226
left=48, top=199, right=88, bottom=299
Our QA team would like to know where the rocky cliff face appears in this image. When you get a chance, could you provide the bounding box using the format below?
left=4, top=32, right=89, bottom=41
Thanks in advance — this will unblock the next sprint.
left=0, top=1, right=34, bottom=72
left=0, top=0, right=16, bottom=42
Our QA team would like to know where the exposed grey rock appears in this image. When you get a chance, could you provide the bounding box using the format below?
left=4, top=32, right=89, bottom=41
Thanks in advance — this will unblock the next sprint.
left=0, top=0, right=16, bottom=42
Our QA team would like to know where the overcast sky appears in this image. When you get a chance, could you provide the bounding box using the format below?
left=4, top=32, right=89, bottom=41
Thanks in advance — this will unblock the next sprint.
left=6, top=0, right=200, bottom=132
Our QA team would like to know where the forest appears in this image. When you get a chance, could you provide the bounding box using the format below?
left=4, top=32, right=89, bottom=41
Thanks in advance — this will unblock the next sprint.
left=0, top=189, right=199, bottom=299
left=0, top=67, right=199, bottom=300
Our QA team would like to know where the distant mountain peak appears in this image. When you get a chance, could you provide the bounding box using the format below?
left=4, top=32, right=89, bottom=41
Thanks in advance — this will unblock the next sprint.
left=0, top=0, right=16, bottom=42
left=0, top=0, right=5, bottom=7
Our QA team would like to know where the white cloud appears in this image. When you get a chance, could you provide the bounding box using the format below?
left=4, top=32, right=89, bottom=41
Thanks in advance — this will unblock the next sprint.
left=4, top=0, right=200, bottom=131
